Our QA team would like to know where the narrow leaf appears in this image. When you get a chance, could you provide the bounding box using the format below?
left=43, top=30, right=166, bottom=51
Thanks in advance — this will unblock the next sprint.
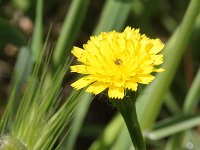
left=147, top=114, right=200, bottom=140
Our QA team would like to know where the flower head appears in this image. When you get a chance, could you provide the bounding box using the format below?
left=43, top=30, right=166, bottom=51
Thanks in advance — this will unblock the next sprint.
left=70, top=27, right=164, bottom=99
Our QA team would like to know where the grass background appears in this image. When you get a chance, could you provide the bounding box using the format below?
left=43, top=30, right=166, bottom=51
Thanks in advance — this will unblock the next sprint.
left=0, top=0, right=200, bottom=149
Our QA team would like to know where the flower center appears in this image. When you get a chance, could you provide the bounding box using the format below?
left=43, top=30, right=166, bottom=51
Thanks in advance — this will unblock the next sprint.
left=114, top=59, right=122, bottom=65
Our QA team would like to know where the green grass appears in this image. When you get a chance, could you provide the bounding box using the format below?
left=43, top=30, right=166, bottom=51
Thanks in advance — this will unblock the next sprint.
left=0, top=0, right=200, bottom=149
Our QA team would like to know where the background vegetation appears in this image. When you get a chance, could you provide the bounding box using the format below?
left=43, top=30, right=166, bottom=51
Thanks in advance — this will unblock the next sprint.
left=0, top=0, right=200, bottom=149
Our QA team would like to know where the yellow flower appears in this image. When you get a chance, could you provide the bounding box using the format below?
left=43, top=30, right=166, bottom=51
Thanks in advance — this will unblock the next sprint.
left=70, top=27, right=164, bottom=99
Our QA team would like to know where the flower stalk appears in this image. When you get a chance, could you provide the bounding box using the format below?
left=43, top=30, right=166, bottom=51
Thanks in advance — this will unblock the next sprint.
left=111, top=92, right=146, bottom=150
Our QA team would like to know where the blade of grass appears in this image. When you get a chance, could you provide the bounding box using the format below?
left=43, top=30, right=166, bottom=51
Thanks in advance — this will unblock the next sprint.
left=110, top=125, right=132, bottom=150
left=93, top=0, right=132, bottom=35
left=165, top=130, right=200, bottom=150
left=0, top=47, right=33, bottom=132
left=4, top=26, right=52, bottom=133
left=165, top=12, right=200, bottom=150
left=165, top=133, right=184, bottom=150
left=137, top=0, right=200, bottom=130
left=0, top=83, right=17, bottom=132
left=147, top=114, right=200, bottom=140
left=182, top=130, right=200, bottom=150
left=33, top=90, right=83, bottom=150
left=138, top=2, right=200, bottom=149
left=164, top=92, right=181, bottom=115
left=52, top=0, right=90, bottom=68
left=183, top=68, right=200, bottom=113
left=11, top=47, right=33, bottom=88
left=31, top=0, right=43, bottom=61
left=60, top=92, right=92, bottom=150
left=9, top=47, right=33, bottom=125
left=190, top=13, right=200, bottom=45
left=10, top=57, right=83, bottom=150
left=166, top=66, right=200, bottom=149
left=89, top=114, right=124, bottom=150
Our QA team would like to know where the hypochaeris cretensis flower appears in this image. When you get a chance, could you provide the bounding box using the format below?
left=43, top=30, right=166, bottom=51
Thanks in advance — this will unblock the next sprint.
left=70, top=27, right=164, bottom=99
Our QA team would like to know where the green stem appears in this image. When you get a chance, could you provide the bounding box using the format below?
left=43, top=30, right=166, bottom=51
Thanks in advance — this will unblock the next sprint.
left=111, top=95, right=146, bottom=150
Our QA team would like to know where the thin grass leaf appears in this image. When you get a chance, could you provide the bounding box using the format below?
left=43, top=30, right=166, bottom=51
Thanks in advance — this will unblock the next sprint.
left=13, top=64, right=64, bottom=146
left=183, top=68, right=200, bottom=113
left=93, top=0, right=132, bottom=35
left=165, top=12, right=200, bottom=150
left=165, top=130, right=200, bottom=150
left=137, top=0, right=200, bottom=130
left=0, top=31, right=83, bottom=149
left=11, top=47, right=33, bottom=89
left=190, top=13, right=200, bottom=44
left=146, top=114, right=200, bottom=140
left=0, top=83, right=18, bottom=133
left=33, top=90, right=83, bottom=150
left=181, top=130, right=200, bottom=150
left=164, top=92, right=181, bottom=115
left=9, top=62, right=83, bottom=150
left=110, top=126, right=132, bottom=150
left=61, top=92, right=91, bottom=150
left=89, top=114, right=124, bottom=150
left=165, top=133, right=184, bottom=150
left=31, top=0, right=43, bottom=61
left=0, top=47, right=33, bottom=133
left=166, top=59, right=200, bottom=149
left=52, top=0, right=90, bottom=68
left=9, top=38, right=46, bottom=133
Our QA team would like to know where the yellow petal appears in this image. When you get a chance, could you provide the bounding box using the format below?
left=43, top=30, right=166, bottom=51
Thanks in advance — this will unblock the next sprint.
left=71, top=46, right=84, bottom=58
left=150, top=40, right=164, bottom=54
left=108, top=86, right=124, bottom=99
left=125, top=82, right=138, bottom=91
left=71, top=77, right=94, bottom=89
left=139, top=66, right=154, bottom=74
left=152, top=55, right=164, bottom=65
left=70, top=65, right=87, bottom=74
left=137, top=74, right=155, bottom=84
left=72, top=47, right=87, bottom=64
left=86, top=82, right=108, bottom=95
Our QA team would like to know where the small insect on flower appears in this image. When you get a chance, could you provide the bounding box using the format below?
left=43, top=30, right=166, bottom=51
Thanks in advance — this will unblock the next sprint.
left=70, top=27, right=165, bottom=99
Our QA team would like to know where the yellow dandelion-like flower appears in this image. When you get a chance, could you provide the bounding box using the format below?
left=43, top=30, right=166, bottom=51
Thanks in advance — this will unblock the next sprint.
left=70, top=27, right=164, bottom=99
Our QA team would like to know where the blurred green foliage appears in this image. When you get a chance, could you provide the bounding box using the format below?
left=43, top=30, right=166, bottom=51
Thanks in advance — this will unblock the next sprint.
left=0, top=0, right=200, bottom=149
